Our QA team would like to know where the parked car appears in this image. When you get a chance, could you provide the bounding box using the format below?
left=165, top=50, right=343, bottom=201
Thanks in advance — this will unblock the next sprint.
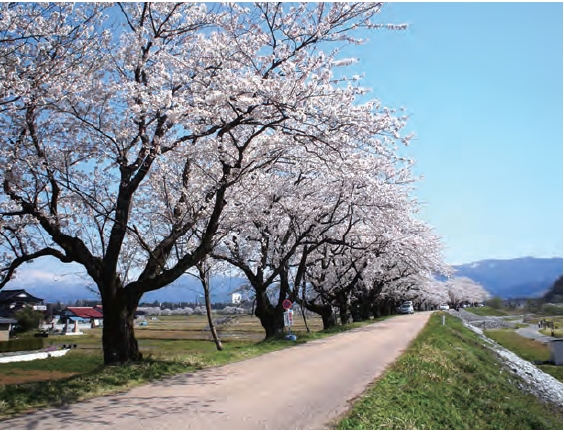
left=398, top=301, right=414, bottom=314
left=439, top=304, right=450, bottom=311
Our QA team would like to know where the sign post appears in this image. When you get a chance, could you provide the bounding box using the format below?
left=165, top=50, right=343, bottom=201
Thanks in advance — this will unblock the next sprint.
left=282, top=300, right=296, bottom=341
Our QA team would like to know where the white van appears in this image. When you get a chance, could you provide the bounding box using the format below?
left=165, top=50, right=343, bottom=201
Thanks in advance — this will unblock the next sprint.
left=398, top=301, right=414, bottom=314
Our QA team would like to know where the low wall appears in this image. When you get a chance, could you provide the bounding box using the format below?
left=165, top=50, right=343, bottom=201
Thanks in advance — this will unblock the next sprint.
left=549, top=339, right=563, bottom=366
left=0, top=349, right=70, bottom=364
left=42, top=323, right=93, bottom=332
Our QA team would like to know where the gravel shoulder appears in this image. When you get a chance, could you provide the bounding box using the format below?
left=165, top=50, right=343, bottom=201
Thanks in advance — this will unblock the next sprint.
left=1, top=312, right=432, bottom=430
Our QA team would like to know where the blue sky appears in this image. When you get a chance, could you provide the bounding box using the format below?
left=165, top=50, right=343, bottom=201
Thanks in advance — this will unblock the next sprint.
left=345, top=2, right=563, bottom=265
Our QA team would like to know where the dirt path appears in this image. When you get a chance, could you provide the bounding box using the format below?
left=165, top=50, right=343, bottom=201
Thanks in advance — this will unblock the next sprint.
left=2, top=312, right=432, bottom=430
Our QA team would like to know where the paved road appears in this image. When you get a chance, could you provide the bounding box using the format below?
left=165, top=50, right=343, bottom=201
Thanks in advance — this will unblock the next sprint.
left=515, top=323, right=556, bottom=343
left=1, top=312, right=432, bottom=430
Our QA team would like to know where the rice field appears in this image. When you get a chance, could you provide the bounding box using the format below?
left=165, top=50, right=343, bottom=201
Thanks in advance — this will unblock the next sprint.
left=0, top=312, right=325, bottom=386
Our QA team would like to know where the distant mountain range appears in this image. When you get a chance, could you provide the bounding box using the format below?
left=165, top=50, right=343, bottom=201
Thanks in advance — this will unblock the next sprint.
left=454, top=257, right=563, bottom=299
left=9, top=273, right=247, bottom=305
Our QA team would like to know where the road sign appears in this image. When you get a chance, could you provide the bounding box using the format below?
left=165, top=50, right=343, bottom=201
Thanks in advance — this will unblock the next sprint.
left=284, top=310, right=294, bottom=327
left=282, top=299, right=292, bottom=310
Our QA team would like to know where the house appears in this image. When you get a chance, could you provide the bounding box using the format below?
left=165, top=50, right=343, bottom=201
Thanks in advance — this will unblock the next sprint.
left=0, top=317, right=18, bottom=342
left=0, top=289, right=46, bottom=317
left=231, top=293, right=242, bottom=305
left=60, top=307, right=104, bottom=329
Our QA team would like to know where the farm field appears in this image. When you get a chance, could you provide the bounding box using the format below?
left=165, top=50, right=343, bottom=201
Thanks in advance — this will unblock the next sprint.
left=0, top=312, right=324, bottom=386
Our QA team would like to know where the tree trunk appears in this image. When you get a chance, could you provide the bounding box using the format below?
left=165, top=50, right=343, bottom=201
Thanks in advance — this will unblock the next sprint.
left=339, top=303, right=351, bottom=325
left=322, top=307, right=337, bottom=329
left=350, top=299, right=360, bottom=322
left=299, top=302, right=310, bottom=333
left=254, top=288, right=285, bottom=338
left=197, top=263, right=223, bottom=351
left=360, top=302, right=371, bottom=321
left=204, top=288, right=223, bottom=351
left=101, top=290, right=142, bottom=364
left=300, top=282, right=311, bottom=333
left=384, top=299, right=395, bottom=316
left=371, top=303, right=382, bottom=318
left=304, top=302, right=336, bottom=330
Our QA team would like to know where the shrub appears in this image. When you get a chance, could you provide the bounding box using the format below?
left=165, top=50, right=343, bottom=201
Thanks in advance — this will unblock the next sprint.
left=541, top=303, right=563, bottom=316
left=14, top=306, right=44, bottom=333
left=486, top=296, right=503, bottom=310
left=0, top=338, right=45, bottom=353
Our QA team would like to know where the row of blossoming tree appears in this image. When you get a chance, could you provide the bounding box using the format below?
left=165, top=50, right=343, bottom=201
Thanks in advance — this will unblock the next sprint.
left=0, top=3, right=484, bottom=364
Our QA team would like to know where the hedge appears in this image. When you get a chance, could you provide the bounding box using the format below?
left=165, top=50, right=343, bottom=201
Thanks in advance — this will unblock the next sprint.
left=0, top=338, right=45, bottom=353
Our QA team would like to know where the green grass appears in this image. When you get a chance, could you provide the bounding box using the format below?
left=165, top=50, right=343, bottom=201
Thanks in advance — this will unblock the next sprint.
left=484, top=329, right=551, bottom=362
left=539, top=329, right=563, bottom=338
left=465, top=306, right=508, bottom=316
left=337, top=313, right=562, bottom=430
left=0, top=315, right=389, bottom=419
left=0, top=355, right=198, bottom=416
left=513, top=322, right=531, bottom=329
left=0, top=351, right=102, bottom=375
left=539, top=365, right=563, bottom=382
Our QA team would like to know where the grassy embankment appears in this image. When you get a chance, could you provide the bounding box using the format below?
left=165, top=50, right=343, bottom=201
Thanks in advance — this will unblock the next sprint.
left=337, top=313, right=562, bottom=430
left=464, top=306, right=508, bottom=316
left=0, top=314, right=387, bottom=419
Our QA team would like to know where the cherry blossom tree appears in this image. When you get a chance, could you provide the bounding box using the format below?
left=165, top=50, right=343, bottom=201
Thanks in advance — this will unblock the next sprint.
left=212, top=155, right=359, bottom=337
left=1, top=2, right=405, bottom=363
left=298, top=189, right=449, bottom=326
left=446, top=276, right=489, bottom=307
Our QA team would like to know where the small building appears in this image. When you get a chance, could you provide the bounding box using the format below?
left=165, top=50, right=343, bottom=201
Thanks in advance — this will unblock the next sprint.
left=0, top=289, right=46, bottom=316
left=549, top=339, right=563, bottom=366
left=0, top=317, right=18, bottom=342
left=232, top=293, right=242, bottom=305
left=60, top=307, right=104, bottom=329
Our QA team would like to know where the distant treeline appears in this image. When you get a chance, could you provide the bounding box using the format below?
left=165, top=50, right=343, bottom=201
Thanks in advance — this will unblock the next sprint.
left=46, top=299, right=246, bottom=311
left=543, top=275, right=563, bottom=304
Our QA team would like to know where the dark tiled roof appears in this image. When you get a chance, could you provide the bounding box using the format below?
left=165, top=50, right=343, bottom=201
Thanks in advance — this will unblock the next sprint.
left=0, top=289, right=44, bottom=303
